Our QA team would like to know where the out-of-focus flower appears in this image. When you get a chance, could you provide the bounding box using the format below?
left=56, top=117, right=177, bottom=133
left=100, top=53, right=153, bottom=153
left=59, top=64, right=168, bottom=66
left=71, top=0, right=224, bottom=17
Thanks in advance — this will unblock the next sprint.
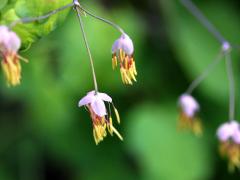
left=217, top=120, right=240, bottom=171
left=178, top=94, right=202, bottom=136
left=0, top=25, right=27, bottom=86
left=112, top=33, right=137, bottom=85
left=78, top=90, right=122, bottom=145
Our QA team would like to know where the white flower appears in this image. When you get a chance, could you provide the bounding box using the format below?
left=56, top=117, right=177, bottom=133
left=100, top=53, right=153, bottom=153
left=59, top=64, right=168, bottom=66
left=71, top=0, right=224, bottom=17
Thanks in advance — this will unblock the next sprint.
left=78, top=90, right=112, bottom=117
left=178, top=94, right=202, bottom=136
left=0, top=26, right=21, bottom=53
left=217, top=120, right=240, bottom=144
left=217, top=120, right=240, bottom=171
left=111, top=33, right=137, bottom=85
left=112, top=33, right=134, bottom=55
left=78, top=90, right=122, bottom=145
left=179, top=94, right=199, bottom=117
left=0, top=25, right=26, bottom=86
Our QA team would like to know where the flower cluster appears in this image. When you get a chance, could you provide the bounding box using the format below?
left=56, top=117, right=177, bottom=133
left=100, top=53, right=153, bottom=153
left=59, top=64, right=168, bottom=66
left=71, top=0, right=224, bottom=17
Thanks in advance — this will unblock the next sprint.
left=178, top=94, right=202, bottom=136
left=0, top=26, right=26, bottom=86
left=217, top=121, right=240, bottom=171
left=0, top=1, right=137, bottom=145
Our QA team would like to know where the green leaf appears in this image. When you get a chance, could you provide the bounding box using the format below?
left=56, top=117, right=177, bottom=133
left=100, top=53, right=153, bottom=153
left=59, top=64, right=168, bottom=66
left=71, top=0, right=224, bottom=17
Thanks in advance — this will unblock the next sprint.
left=0, top=0, right=71, bottom=49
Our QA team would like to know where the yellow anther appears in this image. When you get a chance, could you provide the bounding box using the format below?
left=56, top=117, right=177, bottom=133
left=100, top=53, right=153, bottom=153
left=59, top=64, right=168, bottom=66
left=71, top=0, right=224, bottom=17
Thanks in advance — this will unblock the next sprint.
left=114, top=108, right=120, bottom=124
left=110, top=125, right=123, bottom=141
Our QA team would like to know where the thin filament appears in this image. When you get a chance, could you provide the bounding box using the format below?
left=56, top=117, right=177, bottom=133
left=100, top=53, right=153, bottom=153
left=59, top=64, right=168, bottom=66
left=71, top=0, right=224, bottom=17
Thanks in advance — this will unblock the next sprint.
left=225, top=53, right=235, bottom=120
left=186, top=50, right=223, bottom=94
left=180, top=0, right=226, bottom=44
left=75, top=6, right=99, bottom=93
left=9, top=2, right=74, bottom=28
left=78, top=5, right=125, bottom=34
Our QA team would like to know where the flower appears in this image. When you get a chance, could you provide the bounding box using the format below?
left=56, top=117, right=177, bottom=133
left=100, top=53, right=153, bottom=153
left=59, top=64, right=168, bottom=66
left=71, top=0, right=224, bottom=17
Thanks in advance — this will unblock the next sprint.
left=217, top=120, right=240, bottom=171
left=178, top=94, right=202, bottom=136
left=112, top=33, right=137, bottom=85
left=0, top=25, right=27, bottom=86
left=78, top=90, right=123, bottom=145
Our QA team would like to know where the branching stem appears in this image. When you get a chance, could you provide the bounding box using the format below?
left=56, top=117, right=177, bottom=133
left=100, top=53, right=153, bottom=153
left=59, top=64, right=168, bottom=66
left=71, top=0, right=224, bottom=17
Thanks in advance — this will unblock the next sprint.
left=180, top=0, right=226, bottom=44
left=77, top=4, right=125, bottom=34
left=9, top=2, right=74, bottom=28
left=186, top=50, right=223, bottom=94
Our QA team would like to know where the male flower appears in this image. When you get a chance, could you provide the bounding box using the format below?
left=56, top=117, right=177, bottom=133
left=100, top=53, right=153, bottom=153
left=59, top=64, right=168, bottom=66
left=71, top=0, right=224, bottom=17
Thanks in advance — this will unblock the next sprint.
left=78, top=90, right=123, bottom=145
left=178, top=94, right=202, bottom=136
left=0, top=25, right=26, bottom=86
left=112, top=33, right=137, bottom=85
left=217, top=121, right=240, bottom=171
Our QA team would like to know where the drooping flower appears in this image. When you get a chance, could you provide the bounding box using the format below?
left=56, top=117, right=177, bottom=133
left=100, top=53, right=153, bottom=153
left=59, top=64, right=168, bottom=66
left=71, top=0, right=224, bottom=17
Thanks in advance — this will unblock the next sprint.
left=178, top=94, right=202, bottom=136
left=0, top=25, right=27, bottom=86
left=217, top=120, right=240, bottom=171
left=112, top=33, right=137, bottom=85
left=78, top=90, right=122, bottom=145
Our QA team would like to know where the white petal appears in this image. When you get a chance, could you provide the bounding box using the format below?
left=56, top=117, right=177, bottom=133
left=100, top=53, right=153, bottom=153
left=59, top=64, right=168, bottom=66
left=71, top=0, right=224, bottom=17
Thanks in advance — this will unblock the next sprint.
left=98, top=92, right=112, bottom=102
left=78, top=94, right=95, bottom=107
left=91, top=98, right=107, bottom=117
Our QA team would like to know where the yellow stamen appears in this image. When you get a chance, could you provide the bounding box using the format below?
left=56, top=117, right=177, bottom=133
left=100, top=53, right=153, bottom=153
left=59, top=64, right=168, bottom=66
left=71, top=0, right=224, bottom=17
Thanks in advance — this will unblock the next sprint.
left=107, top=117, right=113, bottom=135
left=18, top=55, right=29, bottom=63
left=124, top=57, right=128, bottom=69
left=1, top=55, right=21, bottom=86
left=128, top=68, right=137, bottom=82
left=133, top=61, right=137, bottom=75
left=110, top=124, right=123, bottom=141
left=114, top=107, right=120, bottom=124
left=119, top=49, right=125, bottom=62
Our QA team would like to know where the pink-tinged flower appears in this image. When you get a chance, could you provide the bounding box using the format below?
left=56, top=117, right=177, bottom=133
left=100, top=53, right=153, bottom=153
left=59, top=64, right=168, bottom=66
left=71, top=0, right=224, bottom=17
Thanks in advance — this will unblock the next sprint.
left=178, top=94, right=202, bottom=136
left=112, top=33, right=137, bottom=85
left=0, top=25, right=27, bottom=86
left=217, top=121, right=240, bottom=171
left=78, top=90, right=122, bottom=145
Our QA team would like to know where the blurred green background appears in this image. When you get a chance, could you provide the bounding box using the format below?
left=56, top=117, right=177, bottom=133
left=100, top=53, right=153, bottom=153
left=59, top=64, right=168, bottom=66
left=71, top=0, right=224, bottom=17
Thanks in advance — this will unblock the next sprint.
left=1, top=0, right=240, bottom=179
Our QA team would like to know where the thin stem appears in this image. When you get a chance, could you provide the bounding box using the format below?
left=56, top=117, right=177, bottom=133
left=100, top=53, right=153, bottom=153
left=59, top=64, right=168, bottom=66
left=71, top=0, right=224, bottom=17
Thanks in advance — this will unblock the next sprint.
left=77, top=5, right=125, bottom=34
left=9, top=2, right=74, bottom=28
left=225, top=52, right=235, bottom=120
left=180, top=0, right=226, bottom=44
left=186, top=50, right=223, bottom=94
left=74, top=6, right=98, bottom=93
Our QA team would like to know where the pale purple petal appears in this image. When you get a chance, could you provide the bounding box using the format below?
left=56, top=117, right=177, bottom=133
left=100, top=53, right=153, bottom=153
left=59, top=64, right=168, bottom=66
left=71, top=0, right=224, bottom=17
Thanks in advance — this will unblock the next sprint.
left=0, top=26, right=21, bottom=52
left=98, top=92, right=112, bottom=102
left=179, top=94, right=199, bottom=117
left=78, top=93, right=95, bottom=107
left=111, top=33, right=134, bottom=55
left=91, top=97, right=107, bottom=117
left=217, top=123, right=233, bottom=141
left=121, top=34, right=134, bottom=55
left=87, top=90, right=96, bottom=95
left=112, top=38, right=121, bottom=53
left=6, top=32, right=21, bottom=52
left=217, top=121, right=239, bottom=142
left=233, top=128, right=240, bottom=144
left=0, top=26, right=9, bottom=51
